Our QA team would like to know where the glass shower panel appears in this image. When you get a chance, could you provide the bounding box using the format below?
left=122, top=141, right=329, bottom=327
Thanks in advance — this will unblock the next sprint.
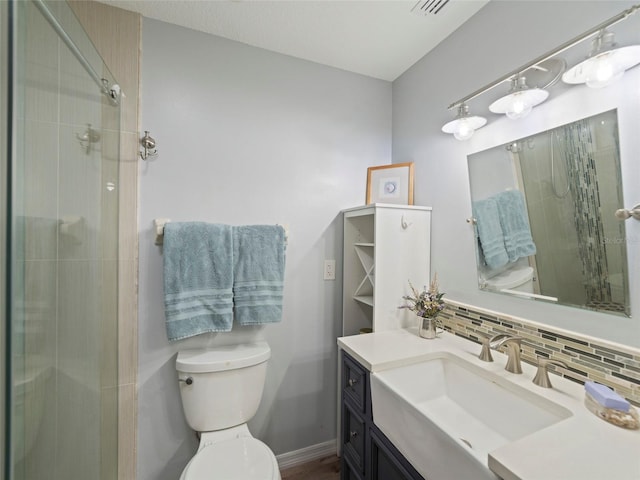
left=1, top=1, right=9, bottom=478
left=10, top=0, right=120, bottom=478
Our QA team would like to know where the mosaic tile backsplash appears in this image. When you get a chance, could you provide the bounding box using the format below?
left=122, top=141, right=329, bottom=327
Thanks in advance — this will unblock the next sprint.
left=440, top=300, right=640, bottom=406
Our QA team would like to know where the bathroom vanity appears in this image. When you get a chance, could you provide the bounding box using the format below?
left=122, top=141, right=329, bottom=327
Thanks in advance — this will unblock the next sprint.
left=341, top=351, right=424, bottom=480
left=338, top=329, right=640, bottom=480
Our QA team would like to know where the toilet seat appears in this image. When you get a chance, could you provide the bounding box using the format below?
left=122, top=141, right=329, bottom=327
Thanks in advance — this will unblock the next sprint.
left=181, top=436, right=280, bottom=480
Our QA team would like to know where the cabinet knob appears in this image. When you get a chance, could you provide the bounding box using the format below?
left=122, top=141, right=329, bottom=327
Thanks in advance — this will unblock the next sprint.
left=350, top=431, right=358, bottom=438
left=348, top=378, right=358, bottom=387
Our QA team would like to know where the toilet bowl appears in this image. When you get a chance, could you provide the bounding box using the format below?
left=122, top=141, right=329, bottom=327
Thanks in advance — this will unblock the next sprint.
left=176, top=343, right=281, bottom=480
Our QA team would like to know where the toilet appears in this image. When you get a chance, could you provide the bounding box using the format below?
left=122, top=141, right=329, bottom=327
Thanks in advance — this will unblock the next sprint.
left=484, top=265, right=535, bottom=294
left=176, top=342, right=281, bottom=480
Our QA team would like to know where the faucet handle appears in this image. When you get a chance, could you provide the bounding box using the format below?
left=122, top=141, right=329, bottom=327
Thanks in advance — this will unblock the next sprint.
left=533, top=357, right=568, bottom=388
left=494, top=336, right=524, bottom=374
left=477, top=333, right=508, bottom=362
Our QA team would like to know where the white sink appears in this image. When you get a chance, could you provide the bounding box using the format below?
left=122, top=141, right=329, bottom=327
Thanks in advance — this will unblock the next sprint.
left=370, top=352, right=572, bottom=480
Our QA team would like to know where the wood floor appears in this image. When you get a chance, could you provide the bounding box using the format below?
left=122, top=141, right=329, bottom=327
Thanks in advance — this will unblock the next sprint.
left=280, top=455, right=340, bottom=480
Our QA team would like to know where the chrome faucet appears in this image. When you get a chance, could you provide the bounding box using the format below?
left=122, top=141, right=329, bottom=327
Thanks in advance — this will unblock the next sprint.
left=492, top=336, right=524, bottom=374
left=477, top=333, right=509, bottom=362
left=532, top=357, right=568, bottom=388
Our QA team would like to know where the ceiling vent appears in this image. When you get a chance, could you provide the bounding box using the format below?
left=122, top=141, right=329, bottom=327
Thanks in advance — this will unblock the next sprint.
left=411, top=0, right=451, bottom=16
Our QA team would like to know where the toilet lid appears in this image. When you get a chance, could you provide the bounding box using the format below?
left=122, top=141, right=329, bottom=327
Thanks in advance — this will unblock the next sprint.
left=183, top=437, right=278, bottom=480
left=486, top=266, right=534, bottom=290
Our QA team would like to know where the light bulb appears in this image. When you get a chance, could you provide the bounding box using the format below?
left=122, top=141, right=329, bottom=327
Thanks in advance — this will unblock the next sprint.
left=453, top=119, right=474, bottom=140
left=585, top=54, right=625, bottom=88
left=505, top=95, right=533, bottom=119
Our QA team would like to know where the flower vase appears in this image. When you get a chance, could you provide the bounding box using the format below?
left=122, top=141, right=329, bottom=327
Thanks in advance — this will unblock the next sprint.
left=418, top=316, right=442, bottom=339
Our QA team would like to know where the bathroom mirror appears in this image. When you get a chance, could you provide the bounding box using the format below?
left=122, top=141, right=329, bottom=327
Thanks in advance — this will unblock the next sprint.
left=468, top=110, right=630, bottom=316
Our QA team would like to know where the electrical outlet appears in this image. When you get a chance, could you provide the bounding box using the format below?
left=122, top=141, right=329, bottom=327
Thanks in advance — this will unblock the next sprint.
left=324, top=260, right=336, bottom=280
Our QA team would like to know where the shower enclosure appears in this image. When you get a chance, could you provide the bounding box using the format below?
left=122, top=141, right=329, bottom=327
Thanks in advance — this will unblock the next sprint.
left=2, top=0, right=120, bottom=478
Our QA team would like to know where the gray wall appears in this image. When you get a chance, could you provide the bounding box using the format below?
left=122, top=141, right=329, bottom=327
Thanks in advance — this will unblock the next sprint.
left=138, top=18, right=391, bottom=480
left=393, top=0, right=640, bottom=347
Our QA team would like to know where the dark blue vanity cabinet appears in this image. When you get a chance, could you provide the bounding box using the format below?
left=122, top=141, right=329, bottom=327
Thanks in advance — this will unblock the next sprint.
left=341, top=352, right=424, bottom=480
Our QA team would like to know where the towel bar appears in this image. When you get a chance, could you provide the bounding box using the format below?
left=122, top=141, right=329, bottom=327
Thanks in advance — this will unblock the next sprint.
left=154, top=218, right=171, bottom=245
left=153, top=218, right=289, bottom=246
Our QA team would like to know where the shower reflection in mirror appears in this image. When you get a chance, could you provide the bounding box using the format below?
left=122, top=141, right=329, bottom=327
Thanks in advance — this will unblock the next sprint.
left=468, top=109, right=630, bottom=316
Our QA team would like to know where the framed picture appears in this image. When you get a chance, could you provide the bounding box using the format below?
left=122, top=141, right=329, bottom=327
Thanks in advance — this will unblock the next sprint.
left=365, top=162, right=414, bottom=205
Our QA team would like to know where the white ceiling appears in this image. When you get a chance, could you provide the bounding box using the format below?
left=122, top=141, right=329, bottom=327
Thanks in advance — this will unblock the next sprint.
left=99, top=0, right=489, bottom=81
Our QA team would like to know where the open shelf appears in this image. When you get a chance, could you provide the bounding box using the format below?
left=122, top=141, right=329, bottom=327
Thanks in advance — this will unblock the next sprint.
left=353, top=296, right=374, bottom=307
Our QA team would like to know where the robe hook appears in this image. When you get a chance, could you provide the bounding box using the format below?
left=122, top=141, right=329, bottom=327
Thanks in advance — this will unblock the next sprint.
left=140, top=131, right=158, bottom=160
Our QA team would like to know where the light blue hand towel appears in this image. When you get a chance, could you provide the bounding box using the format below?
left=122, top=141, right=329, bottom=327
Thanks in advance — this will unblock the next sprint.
left=163, top=222, right=234, bottom=341
left=233, top=225, right=286, bottom=326
left=473, top=198, right=509, bottom=269
left=495, top=190, right=537, bottom=262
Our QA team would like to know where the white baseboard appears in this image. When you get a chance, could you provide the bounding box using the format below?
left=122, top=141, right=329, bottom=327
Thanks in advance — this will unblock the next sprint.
left=276, top=438, right=338, bottom=470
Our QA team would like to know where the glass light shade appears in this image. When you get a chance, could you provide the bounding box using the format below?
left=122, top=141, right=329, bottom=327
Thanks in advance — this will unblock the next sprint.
left=489, top=88, right=549, bottom=120
left=442, top=115, right=487, bottom=141
left=562, top=45, right=640, bottom=88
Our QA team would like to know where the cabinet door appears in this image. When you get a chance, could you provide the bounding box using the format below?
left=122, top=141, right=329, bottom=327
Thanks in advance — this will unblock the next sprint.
left=370, top=427, right=424, bottom=480
left=373, top=207, right=431, bottom=332
left=342, top=354, right=367, bottom=414
left=342, top=402, right=366, bottom=475
left=341, top=456, right=364, bottom=480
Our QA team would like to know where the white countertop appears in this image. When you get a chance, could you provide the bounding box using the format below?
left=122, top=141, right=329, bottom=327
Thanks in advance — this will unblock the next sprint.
left=338, top=328, right=640, bottom=480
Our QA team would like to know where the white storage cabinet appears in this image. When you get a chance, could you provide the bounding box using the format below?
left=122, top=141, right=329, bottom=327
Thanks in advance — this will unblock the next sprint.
left=342, top=204, right=431, bottom=336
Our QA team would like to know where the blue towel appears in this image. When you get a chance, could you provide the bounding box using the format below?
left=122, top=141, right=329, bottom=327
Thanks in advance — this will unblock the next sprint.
left=495, top=190, right=537, bottom=262
left=233, top=225, right=286, bottom=326
left=473, top=198, right=509, bottom=269
left=163, top=222, right=234, bottom=341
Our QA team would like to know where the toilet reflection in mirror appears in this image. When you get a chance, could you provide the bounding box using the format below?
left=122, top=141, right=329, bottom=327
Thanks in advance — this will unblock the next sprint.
left=468, top=109, right=630, bottom=316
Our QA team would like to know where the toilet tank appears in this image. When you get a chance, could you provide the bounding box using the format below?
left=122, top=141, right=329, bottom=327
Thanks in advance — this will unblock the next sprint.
left=176, top=342, right=271, bottom=432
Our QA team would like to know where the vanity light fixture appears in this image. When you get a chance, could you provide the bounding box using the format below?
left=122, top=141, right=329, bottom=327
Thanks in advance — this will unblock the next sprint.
left=441, top=104, right=487, bottom=141
left=443, top=4, right=639, bottom=137
left=489, top=76, right=549, bottom=120
left=562, top=29, right=640, bottom=89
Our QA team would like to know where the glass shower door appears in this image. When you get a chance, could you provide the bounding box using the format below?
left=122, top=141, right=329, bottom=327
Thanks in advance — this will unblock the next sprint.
left=1, top=1, right=9, bottom=478
left=8, top=0, right=120, bottom=478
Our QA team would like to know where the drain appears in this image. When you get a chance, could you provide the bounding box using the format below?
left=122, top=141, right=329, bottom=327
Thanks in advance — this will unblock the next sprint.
left=460, top=438, right=473, bottom=449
